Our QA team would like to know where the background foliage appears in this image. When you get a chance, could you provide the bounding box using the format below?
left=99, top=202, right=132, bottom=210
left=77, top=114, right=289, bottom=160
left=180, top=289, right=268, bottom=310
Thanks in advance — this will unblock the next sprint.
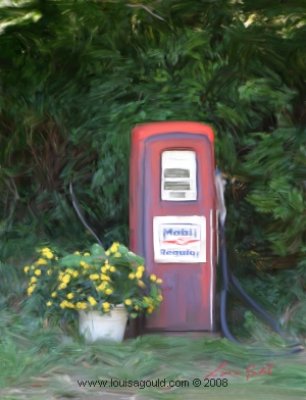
left=0, top=0, right=305, bottom=332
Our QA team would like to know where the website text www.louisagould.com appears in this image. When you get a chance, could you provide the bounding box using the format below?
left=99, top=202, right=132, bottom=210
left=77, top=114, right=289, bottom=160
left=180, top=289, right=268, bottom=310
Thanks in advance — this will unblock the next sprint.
left=76, top=362, right=275, bottom=390
left=77, top=377, right=229, bottom=390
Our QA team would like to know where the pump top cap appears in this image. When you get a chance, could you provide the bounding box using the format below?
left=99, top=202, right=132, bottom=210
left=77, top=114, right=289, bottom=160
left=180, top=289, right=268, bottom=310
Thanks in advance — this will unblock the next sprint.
left=132, top=121, right=214, bottom=142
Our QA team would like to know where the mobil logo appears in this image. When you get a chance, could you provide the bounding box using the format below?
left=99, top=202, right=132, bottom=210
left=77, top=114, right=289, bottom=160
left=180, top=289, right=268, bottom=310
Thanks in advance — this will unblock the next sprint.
left=161, top=224, right=201, bottom=246
left=153, top=216, right=206, bottom=263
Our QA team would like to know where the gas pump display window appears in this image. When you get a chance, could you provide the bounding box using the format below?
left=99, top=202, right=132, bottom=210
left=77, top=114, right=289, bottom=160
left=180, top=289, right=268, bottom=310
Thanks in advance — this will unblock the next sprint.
left=161, top=150, right=197, bottom=201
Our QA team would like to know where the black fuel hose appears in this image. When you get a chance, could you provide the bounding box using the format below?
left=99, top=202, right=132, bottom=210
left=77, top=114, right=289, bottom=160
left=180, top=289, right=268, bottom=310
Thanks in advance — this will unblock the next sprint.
left=69, top=182, right=104, bottom=248
left=219, top=224, right=304, bottom=354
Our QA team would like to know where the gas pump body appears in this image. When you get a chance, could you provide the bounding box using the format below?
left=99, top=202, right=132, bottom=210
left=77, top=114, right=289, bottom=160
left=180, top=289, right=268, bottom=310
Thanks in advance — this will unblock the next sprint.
left=130, top=122, right=218, bottom=332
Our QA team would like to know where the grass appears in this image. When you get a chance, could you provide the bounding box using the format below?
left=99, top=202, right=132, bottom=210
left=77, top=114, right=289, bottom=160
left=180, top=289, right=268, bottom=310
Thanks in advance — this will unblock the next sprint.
left=0, top=308, right=306, bottom=400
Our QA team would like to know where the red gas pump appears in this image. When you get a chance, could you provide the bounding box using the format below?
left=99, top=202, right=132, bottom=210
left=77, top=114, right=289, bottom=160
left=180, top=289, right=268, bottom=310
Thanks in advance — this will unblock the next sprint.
left=129, top=121, right=218, bottom=332
left=68, top=120, right=303, bottom=352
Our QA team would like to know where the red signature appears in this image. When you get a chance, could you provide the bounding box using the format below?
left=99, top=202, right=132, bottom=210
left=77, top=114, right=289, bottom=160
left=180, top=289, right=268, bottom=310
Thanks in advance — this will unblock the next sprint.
left=205, top=361, right=274, bottom=381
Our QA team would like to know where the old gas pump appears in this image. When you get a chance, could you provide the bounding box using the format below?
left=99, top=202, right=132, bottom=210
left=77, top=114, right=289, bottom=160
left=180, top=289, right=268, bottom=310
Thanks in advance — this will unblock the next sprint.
left=128, top=121, right=303, bottom=353
left=68, top=120, right=303, bottom=352
left=129, top=121, right=218, bottom=332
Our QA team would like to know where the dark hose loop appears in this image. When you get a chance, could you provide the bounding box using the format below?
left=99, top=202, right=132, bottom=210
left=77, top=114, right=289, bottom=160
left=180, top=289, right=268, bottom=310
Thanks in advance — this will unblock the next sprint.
left=219, top=221, right=304, bottom=355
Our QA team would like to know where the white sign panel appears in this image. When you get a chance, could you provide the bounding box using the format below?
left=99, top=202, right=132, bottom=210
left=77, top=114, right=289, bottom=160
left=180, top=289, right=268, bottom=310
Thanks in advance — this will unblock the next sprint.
left=161, top=150, right=197, bottom=201
left=153, top=216, right=206, bottom=263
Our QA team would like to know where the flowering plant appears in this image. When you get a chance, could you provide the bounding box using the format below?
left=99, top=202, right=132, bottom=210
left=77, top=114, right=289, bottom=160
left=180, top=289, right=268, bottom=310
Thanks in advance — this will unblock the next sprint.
left=24, top=242, right=163, bottom=317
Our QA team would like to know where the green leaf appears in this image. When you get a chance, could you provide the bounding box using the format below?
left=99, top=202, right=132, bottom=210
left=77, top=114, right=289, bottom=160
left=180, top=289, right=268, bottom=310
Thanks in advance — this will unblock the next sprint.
left=90, top=243, right=105, bottom=256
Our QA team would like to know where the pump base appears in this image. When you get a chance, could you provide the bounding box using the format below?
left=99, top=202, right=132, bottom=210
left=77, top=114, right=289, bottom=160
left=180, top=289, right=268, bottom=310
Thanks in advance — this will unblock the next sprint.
left=147, top=331, right=221, bottom=339
left=124, top=317, right=220, bottom=339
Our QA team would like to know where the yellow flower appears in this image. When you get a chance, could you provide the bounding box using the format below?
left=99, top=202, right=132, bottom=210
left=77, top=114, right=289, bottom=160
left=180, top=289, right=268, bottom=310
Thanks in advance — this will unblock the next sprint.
left=62, top=274, right=71, bottom=284
left=47, top=269, right=52, bottom=276
left=51, top=291, right=57, bottom=298
left=23, top=266, right=30, bottom=274
left=58, top=283, right=67, bottom=290
left=34, top=269, right=42, bottom=276
left=105, top=250, right=110, bottom=256
left=83, top=252, right=90, bottom=256
left=105, top=288, right=113, bottom=295
left=147, top=306, right=154, bottom=314
left=89, top=273, right=100, bottom=281
left=35, top=258, right=48, bottom=266
left=80, top=261, right=90, bottom=269
left=101, top=266, right=108, bottom=273
left=97, top=282, right=107, bottom=291
left=46, top=301, right=52, bottom=307
left=134, top=305, right=140, bottom=311
left=41, top=248, right=54, bottom=259
left=30, top=276, right=37, bottom=284
left=138, top=265, right=145, bottom=272
left=109, top=242, right=119, bottom=253
left=135, top=270, right=143, bottom=279
left=100, top=273, right=110, bottom=281
left=102, top=302, right=111, bottom=312
left=60, top=300, right=68, bottom=309
left=109, top=266, right=116, bottom=273
left=67, top=293, right=74, bottom=299
left=74, top=251, right=80, bottom=255
left=157, top=294, right=163, bottom=302
left=128, top=273, right=135, bottom=280
left=150, top=274, right=157, bottom=282
left=138, top=280, right=146, bottom=288
left=72, top=271, right=79, bottom=278
left=59, top=300, right=74, bottom=309
left=27, top=285, right=35, bottom=296
left=124, top=299, right=132, bottom=306
left=66, top=302, right=75, bottom=309
left=76, top=302, right=87, bottom=310
left=114, top=252, right=121, bottom=258
left=41, top=247, right=50, bottom=252
left=156, top=278, right=163, bottom=285
left=88, top=296, right=97, bottom=306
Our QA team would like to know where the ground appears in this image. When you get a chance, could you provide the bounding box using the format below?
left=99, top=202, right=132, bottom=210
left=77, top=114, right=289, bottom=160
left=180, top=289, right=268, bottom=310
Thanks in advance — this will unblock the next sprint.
left=0, top=311, right=306, bottom=400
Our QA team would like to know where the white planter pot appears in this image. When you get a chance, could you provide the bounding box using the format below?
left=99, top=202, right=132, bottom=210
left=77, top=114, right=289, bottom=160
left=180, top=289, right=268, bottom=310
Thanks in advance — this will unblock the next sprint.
left=79, top=305, right=128, bottom=343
